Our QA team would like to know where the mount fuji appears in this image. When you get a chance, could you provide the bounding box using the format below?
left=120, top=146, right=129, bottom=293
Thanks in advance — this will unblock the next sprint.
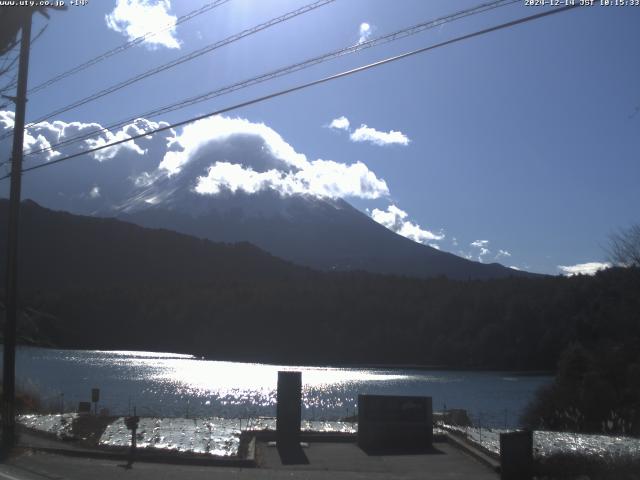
left=1, top=114, right=531, bottom=280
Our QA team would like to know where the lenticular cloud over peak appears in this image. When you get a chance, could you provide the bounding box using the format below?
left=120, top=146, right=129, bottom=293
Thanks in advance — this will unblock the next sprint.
left=159, top=116, right=309, bottom=175
left=157, top=116, right=389, bottom=200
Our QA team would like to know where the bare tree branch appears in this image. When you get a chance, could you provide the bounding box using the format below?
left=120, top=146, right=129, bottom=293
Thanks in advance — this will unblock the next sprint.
left=608, top=224, right=640, bottom=267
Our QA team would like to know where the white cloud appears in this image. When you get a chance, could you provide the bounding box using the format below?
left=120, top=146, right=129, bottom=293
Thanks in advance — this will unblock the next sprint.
left=159, top=115, right=307, bottom=175
left=350, top=124, right=410, bottom=146
left=371, top=205, right=444, bottom=245
left=162, top=116, right=389, bottom=200
left=326, top=117, right=410, bottom=148
left=358, top=22, right=372, bottom=44
left=328, top=116, right=350, bottom=131
left=1, top=112, right=389, bottom=212
left=509, top=265, right=521, bottom=271
left=558, top=262, right=611, bottom=277
left=105, top=0, right=180, bottom=50
left=23, top=116, right=165, bottom=163
left=296, top=159, right=389, bottom=199
left=0, top=110, right=175, bottom=215
left=133, top=171, right=160, bottom=187
left=470, top=240, right=489, bottom=248
left=2, top=111, right=149, bottom=165
left=195, top=162, right=280, bottom=195
left=195, top=159, right=387, bottom=200
left=0, top=110, right=12, bottom=130
left=84, top=119, right=156, bottom=161
left=469, top=241, right=512, bottom=263
left=470, top=239, right=490, bottom=262
left=1, top=111, right=59, bottom=162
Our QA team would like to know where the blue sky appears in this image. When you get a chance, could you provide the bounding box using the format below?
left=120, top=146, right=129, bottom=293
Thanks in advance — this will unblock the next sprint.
left=2, top=0, right=639, bottom=275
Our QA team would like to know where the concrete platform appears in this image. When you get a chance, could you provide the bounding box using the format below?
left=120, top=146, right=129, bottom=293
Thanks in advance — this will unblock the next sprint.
left=257, top=440, right=498, bottom=479
left=1, top=439, right=499, bottom=480
left=11, top=426, right=499, bottom=479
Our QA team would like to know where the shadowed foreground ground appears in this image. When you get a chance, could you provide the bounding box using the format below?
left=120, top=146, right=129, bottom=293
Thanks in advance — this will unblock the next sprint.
left=0, top=439, right=498, bottom=480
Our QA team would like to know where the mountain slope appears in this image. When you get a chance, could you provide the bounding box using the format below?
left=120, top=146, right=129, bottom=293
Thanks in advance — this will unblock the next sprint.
left=0, top=199, right=308, bottom=292
left=118, top=189, right=530, bottom=280
left=0, top=116, right=532, bottom=280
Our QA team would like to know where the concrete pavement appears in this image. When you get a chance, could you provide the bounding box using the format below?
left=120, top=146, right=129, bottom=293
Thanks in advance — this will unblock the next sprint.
left=0, top=439, right=498, bottom=480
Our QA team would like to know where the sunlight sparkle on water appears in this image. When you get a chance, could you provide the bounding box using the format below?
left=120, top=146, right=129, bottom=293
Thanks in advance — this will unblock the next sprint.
left=147, top=358, right=406, bottom=410
left=60, top=350, right=410, bottom=415
left=15, top=347, right=552, bottom=423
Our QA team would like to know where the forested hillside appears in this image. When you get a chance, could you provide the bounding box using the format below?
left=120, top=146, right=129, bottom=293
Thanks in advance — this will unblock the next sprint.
left=1, top=201, right=639, bottom=371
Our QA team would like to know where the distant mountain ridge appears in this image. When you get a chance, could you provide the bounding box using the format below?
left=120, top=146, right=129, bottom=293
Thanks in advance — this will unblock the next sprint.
left=116, top=187, right=531, bottom=280
left=0, top=199, right=308, bottom=292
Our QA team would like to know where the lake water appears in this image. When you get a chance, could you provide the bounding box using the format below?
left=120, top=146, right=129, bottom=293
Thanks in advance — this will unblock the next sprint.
left=13, top=347, right=551, bottom=428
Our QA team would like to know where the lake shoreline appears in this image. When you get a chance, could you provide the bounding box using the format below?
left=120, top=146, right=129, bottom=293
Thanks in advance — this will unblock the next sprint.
left=9, top=344, right=555, bottom=376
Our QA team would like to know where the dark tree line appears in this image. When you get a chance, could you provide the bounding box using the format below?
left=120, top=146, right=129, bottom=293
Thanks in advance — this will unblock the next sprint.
left=13, top=266, right=640, bottom=374
left=522, top=340, right=640, bottom=436
left=1, top=201, right=638, bottom=372
left=519, top=223, right=640, bottom=436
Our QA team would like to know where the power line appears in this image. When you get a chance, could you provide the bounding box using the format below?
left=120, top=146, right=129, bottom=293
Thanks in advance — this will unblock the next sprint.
left=0, top=24, right=47, bottom=96
left=3, top=3, right=580, bottom=178
left=18, top=0, right=518, bottom=159
left=24, top=0, right=232, bottom=95
left=0, top=50, right=19, bottom=76
left=0, top=48, right=21, bottom=79
left=0, top=3, right=580, bottom=182
left=0, top=0, right=335, bottom=141
left=14, top=0, right=519, bottom=163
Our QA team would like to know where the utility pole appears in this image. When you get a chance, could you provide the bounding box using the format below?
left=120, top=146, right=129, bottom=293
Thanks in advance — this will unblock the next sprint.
left=2, top=9, right=32, bottom=450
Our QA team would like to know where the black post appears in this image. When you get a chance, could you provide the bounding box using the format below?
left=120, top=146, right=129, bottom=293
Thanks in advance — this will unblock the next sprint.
left=125, top=407, right=139, bottom=467
left=276, top=371, right=301, bottom=446
left=91, top=388, right=100, bottom=416
left=2, top=10, right=32, bottom=450
left=500, top=430, right=533, bottom=480
left=130, top=424, right=137, bottom=453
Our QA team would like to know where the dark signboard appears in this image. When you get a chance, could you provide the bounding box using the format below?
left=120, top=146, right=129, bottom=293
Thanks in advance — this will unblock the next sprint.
left=358, top=394, right=433, bottom=452
left=500, top=430, right=533, bottom=480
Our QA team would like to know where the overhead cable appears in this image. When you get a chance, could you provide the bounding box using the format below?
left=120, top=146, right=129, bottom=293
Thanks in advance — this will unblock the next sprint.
left=0, top=0, right=335, bottom=142
left=16, top=0, right=519, bottom=161
left=0, top=3, right=580, bottom=181
left=26, top=0, right=233, bottom=95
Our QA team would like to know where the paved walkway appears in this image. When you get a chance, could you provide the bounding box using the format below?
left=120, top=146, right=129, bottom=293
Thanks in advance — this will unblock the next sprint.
left=257, top=441, right=498, bottom=479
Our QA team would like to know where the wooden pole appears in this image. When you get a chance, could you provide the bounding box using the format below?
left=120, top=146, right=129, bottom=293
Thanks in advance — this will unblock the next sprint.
left=2, top=9, right=32, bottom=450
